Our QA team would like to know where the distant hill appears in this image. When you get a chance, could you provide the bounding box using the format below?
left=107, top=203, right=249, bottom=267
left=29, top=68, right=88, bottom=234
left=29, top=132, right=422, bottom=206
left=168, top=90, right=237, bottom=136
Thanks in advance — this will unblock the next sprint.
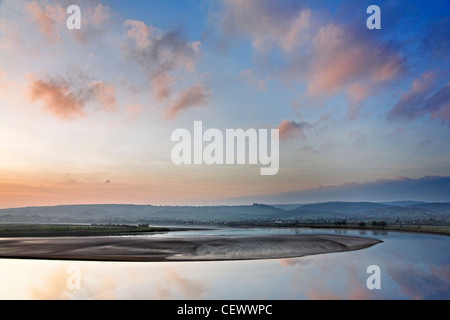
left=0, top=202, right=448, bottom=225
left=275, top=202, right=392, bottom=220
left=0, top=203, right=282, bottom=224
left=274, top=201, right=450, bottom=223
left=294, top=201, right=391, bottom=212
left=409, top=202, right=450, bottom=211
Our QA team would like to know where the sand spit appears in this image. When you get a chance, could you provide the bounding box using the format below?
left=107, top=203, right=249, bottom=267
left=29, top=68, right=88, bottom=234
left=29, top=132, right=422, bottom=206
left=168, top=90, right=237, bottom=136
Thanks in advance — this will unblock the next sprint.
left=0, top=234, right=382, bottom=262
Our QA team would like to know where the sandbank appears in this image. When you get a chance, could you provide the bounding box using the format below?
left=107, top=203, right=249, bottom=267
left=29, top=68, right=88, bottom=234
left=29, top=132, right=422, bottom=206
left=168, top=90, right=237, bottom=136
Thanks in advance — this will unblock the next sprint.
left=0, top=233, right=382, bottom=262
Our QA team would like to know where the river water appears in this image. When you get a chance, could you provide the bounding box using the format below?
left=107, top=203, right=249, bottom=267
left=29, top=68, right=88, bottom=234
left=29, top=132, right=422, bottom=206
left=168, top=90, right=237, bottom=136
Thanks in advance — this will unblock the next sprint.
left=0, top=227, right=448, bottom=300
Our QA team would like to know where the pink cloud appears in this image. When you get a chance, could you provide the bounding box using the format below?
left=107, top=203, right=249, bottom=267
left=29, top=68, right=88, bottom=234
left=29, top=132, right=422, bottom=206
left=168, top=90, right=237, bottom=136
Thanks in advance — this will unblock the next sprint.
left=373, top=58, right=401, bottom=83
left=28, top=74, right=117, bottom=121
left=88, top=4, right=110, bottom=26
left=88, top=81, right=117, bottom=112
left=427, top=82, right=450, bottom=124
left=307, top=24, right=402, bottom=97
left=347, top=83, right=370, bottom=106
left=71, top=3, right=114, bottom=44
left=150, top=72, right=175, bottom=102
left=280, top=9, right=311, bottom=51
left=25, top=1, right=65, bottom=43
left=217, top=0, right=311, bottom=52
left=164, top=86, right=210, bottom=120
left=346, top=83, right=371, bottom=120
left=216, top=1, right=403, bottom=120
left=277, top=120, right=310, bottom=141
left=124, top=19, right=153, bottom=50
left=123, top=20, right=201, bottom=73
left=387, top=71, right=450, bottom=124
left=123, top=19, right=206, bottom=119
left=28, top=78, right=86, bottom=120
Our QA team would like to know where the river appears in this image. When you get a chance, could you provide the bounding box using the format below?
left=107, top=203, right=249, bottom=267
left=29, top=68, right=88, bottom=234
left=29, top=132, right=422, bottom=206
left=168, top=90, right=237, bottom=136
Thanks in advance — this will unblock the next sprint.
left=0, top=227, right=448, bottom=299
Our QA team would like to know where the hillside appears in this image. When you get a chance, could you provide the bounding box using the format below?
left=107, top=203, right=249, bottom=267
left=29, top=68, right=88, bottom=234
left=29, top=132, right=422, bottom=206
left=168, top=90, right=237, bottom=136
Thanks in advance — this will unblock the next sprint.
left=0, top=203, right=282, bottom=224
left=0, top=202, right=448, bottom=225
left=276, top=201, right=449, bottom=224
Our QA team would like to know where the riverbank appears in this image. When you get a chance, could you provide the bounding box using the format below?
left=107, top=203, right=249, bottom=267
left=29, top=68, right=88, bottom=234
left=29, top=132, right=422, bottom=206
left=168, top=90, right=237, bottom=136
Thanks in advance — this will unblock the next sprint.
left=219, top=223, right=450, bottom=236
left=0, top=224, right=171, bottom=238
left=290, top=224, right=450, bottom=236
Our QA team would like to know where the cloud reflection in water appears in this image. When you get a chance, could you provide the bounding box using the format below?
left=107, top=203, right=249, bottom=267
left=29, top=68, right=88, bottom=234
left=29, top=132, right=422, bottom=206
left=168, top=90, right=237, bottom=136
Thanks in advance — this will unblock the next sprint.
left=0, top=230, right=448, bottom=300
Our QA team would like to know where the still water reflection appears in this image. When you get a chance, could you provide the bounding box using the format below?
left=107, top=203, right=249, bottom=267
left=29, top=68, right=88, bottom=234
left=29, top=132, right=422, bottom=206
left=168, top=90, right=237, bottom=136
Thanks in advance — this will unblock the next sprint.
left=0, top=227, right=448, bottom=300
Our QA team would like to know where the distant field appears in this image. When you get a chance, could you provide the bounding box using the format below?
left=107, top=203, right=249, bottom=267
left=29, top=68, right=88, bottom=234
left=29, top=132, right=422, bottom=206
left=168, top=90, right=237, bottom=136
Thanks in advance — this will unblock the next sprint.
left=0, top=224, right=170, bottom=237
left=0, top=202, right=448, bottom=226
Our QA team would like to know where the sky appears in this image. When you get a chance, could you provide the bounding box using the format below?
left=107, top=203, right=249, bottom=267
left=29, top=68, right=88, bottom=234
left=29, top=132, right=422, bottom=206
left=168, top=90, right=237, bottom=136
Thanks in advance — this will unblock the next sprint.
left=0, top=0, right=449, bottom=208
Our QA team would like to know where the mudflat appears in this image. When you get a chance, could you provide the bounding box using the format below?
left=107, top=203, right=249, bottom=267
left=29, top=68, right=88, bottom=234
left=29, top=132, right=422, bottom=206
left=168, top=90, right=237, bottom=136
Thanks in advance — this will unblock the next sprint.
left=0, top=233, right=382, bottom=262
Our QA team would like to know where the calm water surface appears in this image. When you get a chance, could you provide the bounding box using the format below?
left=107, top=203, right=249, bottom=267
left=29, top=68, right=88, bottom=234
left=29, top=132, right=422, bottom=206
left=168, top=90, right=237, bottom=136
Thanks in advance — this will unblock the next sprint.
left=0, top=227, right=448, bottom=300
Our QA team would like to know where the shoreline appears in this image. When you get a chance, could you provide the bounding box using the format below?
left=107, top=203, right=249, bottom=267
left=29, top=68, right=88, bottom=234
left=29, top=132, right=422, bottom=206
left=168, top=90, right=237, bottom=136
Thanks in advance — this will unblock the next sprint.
left=1, top=223, right=448, bottom=238
left=0, top=233, right=382, bottom=262
left=291, top=224, right=450, bottom=237
left=0, top=225, right=204, bottom=238
left=225, top=224, right=450, bottom=237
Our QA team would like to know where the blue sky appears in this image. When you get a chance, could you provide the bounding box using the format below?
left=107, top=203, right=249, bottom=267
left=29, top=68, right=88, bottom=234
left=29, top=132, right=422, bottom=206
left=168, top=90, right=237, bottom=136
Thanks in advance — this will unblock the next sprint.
left=0, top=0, right=449, bottom=207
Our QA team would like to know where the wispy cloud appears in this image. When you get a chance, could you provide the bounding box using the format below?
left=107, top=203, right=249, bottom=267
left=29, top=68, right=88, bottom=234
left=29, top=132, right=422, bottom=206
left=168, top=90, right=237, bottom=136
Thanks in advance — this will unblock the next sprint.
left=388, top=71, right=450, bottom=125
left=5, top=1, right=208, bottom=122
left=124, top=19, right=153, bottom=50
left=240, top=69, right=266, bottom=92
left=25, top=0, right=65, bottom=43
left=346, top=83, right=371, bottom=120
left=164, top=86, right=210, bottom=120
left=88, top=81, right=117, bottom=113
left=123, top=19, right=207, bottom=119
left=306, top=23, right=402, bottom=98
left=123, top=21, right=202, bottom=91
left=428, top=83, right=450, bottom=124
left=72, top=3, right=113, bottom=44
left=25, top=1, right=114, bottom=44
left=215, top=0, right=312, bottom=52
left=213, top=0, right=404, bottom=120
